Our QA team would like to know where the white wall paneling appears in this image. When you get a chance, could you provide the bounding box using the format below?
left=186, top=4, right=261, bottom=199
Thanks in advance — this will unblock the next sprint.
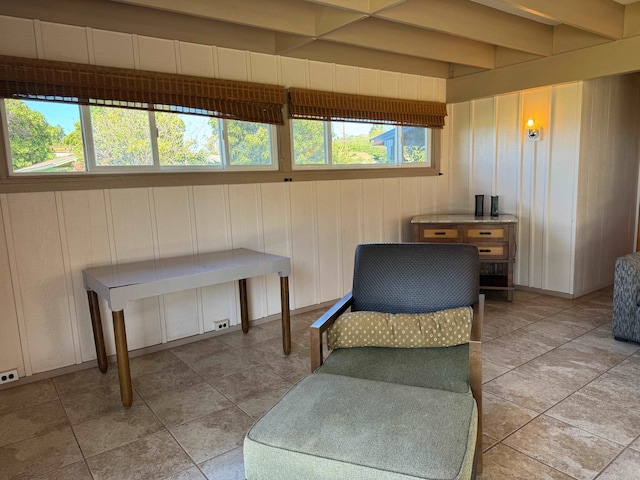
left=192, top=185, right=236, bottom=331
left=5, top=193, right=75, bottom=374
left=0, top=15, right=37, bottom=58
left=0, top=196, right=24, bottom=376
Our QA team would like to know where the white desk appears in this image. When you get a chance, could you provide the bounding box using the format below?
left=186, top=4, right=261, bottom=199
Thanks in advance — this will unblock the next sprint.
left=83, top=248, right=291, bottom=407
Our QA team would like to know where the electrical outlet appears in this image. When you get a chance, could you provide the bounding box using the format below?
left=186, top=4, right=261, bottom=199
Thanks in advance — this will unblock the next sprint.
left=214, top=319, right=229, bottom=331
left=0, top=368, right=19, bottom=385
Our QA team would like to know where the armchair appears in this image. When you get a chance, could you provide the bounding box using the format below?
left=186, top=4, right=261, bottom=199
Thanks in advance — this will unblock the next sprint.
left=245, top=243, right=483, bottom=480
left=613, top=252, right=640, bottom=343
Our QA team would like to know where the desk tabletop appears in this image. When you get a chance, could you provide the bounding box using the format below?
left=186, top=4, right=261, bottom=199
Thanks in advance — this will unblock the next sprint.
left=83, top=248, right=291, bottom=311
left=411, top=214, right=517, bottom=224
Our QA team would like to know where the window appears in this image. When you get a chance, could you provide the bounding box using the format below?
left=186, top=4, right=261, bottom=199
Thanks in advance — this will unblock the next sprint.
left=1, top=99, right=277, bottom=174
left=292, top=119, right=432, bottom=168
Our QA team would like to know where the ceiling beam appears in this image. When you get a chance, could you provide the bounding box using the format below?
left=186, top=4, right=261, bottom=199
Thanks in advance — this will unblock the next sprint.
left=314, top=5, right=367, bottom=36
left=497, top=0, right=624, bottom=39
left=322, top=17, right=495, bottom=68
left=284, top=40, right=451, bottom=78
left=447, top=34, right=640, bottom=103
left=112, top=0, right=317, bottom=36
left=376, top=0, right=553, bottom=56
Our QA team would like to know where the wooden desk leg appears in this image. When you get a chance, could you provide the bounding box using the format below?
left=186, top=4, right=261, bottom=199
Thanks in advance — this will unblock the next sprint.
left=239, top=278, right=249, bottom=334
left=87, top=290, right=108, bottom=373
left=112, top=310, right=133, bottom=408
left=280, top=276, right=291, bottom=355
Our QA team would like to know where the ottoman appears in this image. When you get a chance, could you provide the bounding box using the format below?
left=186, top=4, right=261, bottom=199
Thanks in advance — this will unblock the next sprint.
left=244, top=373, right=477, bottom=480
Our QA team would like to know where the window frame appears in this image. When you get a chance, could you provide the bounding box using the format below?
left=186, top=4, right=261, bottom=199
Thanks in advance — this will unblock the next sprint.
left=1, top=100, right=279, bottom=176
left=290, top=119, right=435, bottom=170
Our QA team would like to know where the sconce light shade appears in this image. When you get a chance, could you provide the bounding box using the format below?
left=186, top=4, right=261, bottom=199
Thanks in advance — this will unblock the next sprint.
left=526, top=118, right=541, bottom=141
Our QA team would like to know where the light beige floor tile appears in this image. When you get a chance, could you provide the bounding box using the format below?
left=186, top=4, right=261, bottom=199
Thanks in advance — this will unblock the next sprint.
left=482, top=444, right=573, bottom=479
left=237, top=383, right=293, bottom=419
left=580, top=371, right=640, bottom=410
left=546, top=391, right=640, bottom=446
left=0, top=400, right=68, bottom=447
left=482, top=359, right=510, bottom=384
left=597, top=448, right=640, bottom=479
left=481, top=315, right=532, bottom=340
left=555, top=308, right=611, bottom=330
left=484, top=371, right=574, bottom=412
left=504, top=415, right=622, bottom=480
left=254, top=348, right=311, bottom=384
left=32, top=461, right=92, bottom=480
left=483, top=392, right=538, bottom=441
left=146, top=382, right=233, bottom=427
left=571, top=329, right=640, bottom=356
left=629, top=435, right=640, bottom=452
left=0, top=380, right=58, bottom=415
left=483, top=339, right=551, bottom=369
left=199, top=447, right=245, bottom=480
left=611, top=354, right=640, bottom=377
left=60, top=382, right=141, bottom=424
left=170, top=338, right=236, bottom=365
left=170, top=406, right=254, bottom=464
left=558, top=340, right=631, bottom=371
left=215, top=326, right=280, bottom=351
left=517, top=319, right=591, bottom=345
left=133, top=362, right=204, bottom=400
left=72, top=403, right=164, bottom=457
left=514, top=348, right=607, bottom=390
left=162, top=466, right=207, bottom=480
left=207, top=366, right=292, bottom=404
left=183, top=351, right=260, bottom=381
left=52, top=367, right=121, bottom=398
left=129, top=350, right=184, bottom=378
left=0, top=427, right=82, bottom=480
left=86, top=431, right=193, bottom=480
left=482, top=434, right=498, bottom=452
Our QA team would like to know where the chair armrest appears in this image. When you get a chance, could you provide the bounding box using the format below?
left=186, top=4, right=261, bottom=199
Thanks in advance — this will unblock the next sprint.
left=310, top=291, right=353, bottom=372
left=469, top=294, right=484, bottom=474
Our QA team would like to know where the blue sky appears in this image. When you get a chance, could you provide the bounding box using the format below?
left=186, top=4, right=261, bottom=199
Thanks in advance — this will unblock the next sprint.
left=23, top=100, right=79, bottom=134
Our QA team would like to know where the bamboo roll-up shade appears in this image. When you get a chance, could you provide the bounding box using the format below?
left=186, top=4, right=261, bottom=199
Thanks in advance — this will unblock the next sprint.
left=288, top=88, right=447, bottom=128
left=0, top=55, right=286, bottom=125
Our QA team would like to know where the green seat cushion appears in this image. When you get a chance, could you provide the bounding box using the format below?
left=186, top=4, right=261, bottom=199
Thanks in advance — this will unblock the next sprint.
left=316, top=345, right=470, bottom=394
left=245, top=373, right=477, bottom=480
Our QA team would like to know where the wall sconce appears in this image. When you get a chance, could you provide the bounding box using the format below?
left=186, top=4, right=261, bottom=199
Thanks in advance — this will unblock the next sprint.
left=526, top=118, right=541, bottom=141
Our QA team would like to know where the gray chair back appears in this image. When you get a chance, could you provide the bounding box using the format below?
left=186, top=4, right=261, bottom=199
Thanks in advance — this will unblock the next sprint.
left=351, top=243, right=479, bottom=314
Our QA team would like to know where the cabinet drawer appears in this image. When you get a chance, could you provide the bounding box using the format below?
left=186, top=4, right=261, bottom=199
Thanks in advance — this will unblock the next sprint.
left=420, top=227, right=461, bottom=241
left=475, top=244, right=508, bottom=260
left=466, top=226, right=507, bottom=241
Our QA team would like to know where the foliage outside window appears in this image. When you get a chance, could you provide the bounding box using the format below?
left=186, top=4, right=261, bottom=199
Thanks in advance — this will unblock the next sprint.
left=292, top=119, right=431, bottom=168
left=2, top=99, right=276, bottom=174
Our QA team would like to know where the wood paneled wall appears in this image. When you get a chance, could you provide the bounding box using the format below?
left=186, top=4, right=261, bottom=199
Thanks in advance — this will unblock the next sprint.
left=0, top=14, right=638, bottom=379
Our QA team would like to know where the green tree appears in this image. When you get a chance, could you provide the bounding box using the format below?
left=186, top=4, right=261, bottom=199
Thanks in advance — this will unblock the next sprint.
left=6, top=99, right=64, bottom=170
left=226, top=120, right=271, bottom=165
left=292, top=120, right=325, bottom=164
left=89, top=106, right=153, bottom=166
left=331, top=122, right=387, bottom=165
left=156, top=112, right=215, bottom=165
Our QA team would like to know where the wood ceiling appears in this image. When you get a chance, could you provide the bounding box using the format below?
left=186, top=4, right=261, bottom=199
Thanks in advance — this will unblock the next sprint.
left=2, top=0, right=640, bottom=101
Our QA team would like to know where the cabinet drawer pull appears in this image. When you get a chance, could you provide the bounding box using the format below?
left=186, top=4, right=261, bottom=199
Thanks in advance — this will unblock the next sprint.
left=479, top=249, right=491, bottom=253
left=434, top=232, right=446, bottom=235
left=479, top=232, right=492, bottom=235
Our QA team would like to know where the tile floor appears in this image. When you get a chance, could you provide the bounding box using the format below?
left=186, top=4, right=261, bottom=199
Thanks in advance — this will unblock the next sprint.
left=1, top=287, right=640, bottom=479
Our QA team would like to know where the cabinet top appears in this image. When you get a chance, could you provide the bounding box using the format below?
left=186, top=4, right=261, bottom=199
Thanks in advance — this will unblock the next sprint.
left=411, top=214, right=518, bottom=224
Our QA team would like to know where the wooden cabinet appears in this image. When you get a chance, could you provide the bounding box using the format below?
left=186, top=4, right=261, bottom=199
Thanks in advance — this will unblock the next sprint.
left=411, top=214, right=517, bottom=301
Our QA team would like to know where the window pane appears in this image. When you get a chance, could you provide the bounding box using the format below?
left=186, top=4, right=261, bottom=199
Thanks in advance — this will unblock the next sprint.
left=91, top=106, right=152, bottom=166
left=156, top=112, right=221, bottom=166
left=5, top=99, right=85, bottom=173
left=292, top=119, right=326, bottom=165
left=331, top=122, right=393, bottom=165
left=402, top=126, right=429, bottom=165
left=227, top=120, right=272, bottom=166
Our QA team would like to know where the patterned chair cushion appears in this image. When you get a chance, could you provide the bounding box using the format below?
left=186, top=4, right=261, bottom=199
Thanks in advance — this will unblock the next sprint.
left=328, top=307, right=472, bottom=349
